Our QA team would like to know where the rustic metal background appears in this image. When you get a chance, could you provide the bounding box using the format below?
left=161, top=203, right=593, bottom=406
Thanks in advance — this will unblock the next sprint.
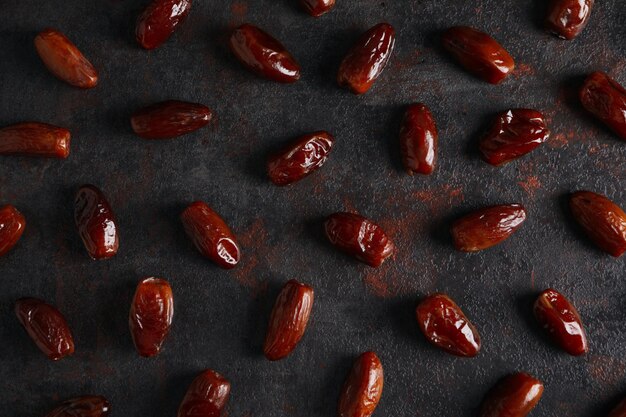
left=1, top=1, right=625, bottom=416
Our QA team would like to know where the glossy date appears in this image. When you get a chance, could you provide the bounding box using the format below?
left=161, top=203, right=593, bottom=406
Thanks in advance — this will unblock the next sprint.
left=177, top=369, right=231, bottom=417
left=74, top=185, right=119, bottom=260
left=129, top=277, right=174, bottom=357
left=338, top=351, right=384, bottom=417
left=579, top=71, right=626, bottom=141
left=545, top=0, right=594, bottom=40
left=300, top=0, right=335, bottom=17
left=44, top=396, right=110, bottom=417
left=131, top=100, right=212, bottom=139
left=399, top=104, right=438, bottom=175
left=136, top=0, right=192, bottom=50
left=479, top=373, right=543, bottom=417
left=0, top=122, right=70, bottom=158
left=0, top=205, right=26, bottom=257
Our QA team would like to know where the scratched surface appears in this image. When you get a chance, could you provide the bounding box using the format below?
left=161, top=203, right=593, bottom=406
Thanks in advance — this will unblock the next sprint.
left=0, top=1, right=625, bottom=416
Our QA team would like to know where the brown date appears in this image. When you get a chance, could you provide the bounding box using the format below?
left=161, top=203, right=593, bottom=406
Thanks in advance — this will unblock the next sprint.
left=15, top=298, right=74, bottom=360
left=479, top=109, right=550, bottom=166
left=0, top=122, right=70, bottom=158
left=44, top=396, right=110, bottom=417
left=34, top=28, right=98, bottom=88
left=229, top=24, right=301, bottom=83
left=533, top=288, right=588, bottom=356
left=545, top=0, right=594, bottom=40
left=451, top=204, right=527, bottom=252
left=267, top=131, right=335, bottom=186
left=129, top=277, right=174, bottom=357
left=136, top=0, right=192, bottom=50
left=337, top=23, right=395, bottom=94
left=399, top=104, right=437, bottom=175
left=0, top=205, right=26, bottom=257
left=300, top=0, right=335, bottom=17
left=415, top=293, right=481, bottom=357
left=442, top=26, right=515, bottom=84
left=338, top=351, right=383, bottom=417
left=609, top=399, right=626, bottom=417
left=180, top=201, right=241, bottom=269
left=131, top=100, right=212, bottom=139
left=324, top=212, right=394, bottom=267
left=177, top=369, right=231, bottom=417
left=480, top=373, right=543, bottom=417
left=74, top=185, right=119, bottom=260
left=579, top=72, right=626, bottom=141
left=570, top=191, right=626, bottom=257
left=264, top=279, right=314, bottom=361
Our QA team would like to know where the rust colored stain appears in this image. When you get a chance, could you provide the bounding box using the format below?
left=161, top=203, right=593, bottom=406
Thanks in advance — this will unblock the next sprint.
left=231, top=2, right=248, bottom=18
left=413, top=185, right=464, bottom=213
left=587, top=355, right=626, bottom=385
left=233, top=218, right=270, bottom=296
left=363, top=265, right=394, bottom=298
left=513, top=62, right=535, bottom=78
left=518, top=175, right=541, bottom=197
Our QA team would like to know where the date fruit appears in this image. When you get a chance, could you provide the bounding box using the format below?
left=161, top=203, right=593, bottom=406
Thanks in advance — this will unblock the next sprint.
left=300, top=0, right=335, bottom=17
left=545, top=0, right=594, bottom=40
left=129, top=277, right=174, bottom=357
left=177, top=369, right=231, bottom=417
left=229, top=24, right=301, bottom=83
left=34, top=28, right=98, bottom=88
left=338, top=352, right=383, bottom=417
left=131, top=100, right=212, bottom=139
left=324, top=212, right=394, bottom=267
left=480, top=373, right=543, bottom=417
left=579, top=72, right=626, bottom=141
left=136, top=0, right=192, bottom=50
left=0, top=122, right=70, bottom=158
left=533, top=288, right=588, bottom=356
left=15, top=298, right=74, bottom=360
left=44, top=396, right=110, bottom=417
left=264, top=279, right=314, bottom=361
left=609, top=399, right=626, bottom=417
left=267, top=131, right=335, bottom=185
left=399, top=104, right=437, bottom=175
left=415, top=293, right=481, bottom=357
left=0, top=205, right=26, bottom=257
left=479, top=109, right=550, bottom=166
left=74, top=185, right=119, bottom=260
left=180, top=201, right=241, bottom=268
left=570, top=191, right=626, bottom=257
left=442, top=26, right=515, bottom=84
left=337, top=23, right=395, bottom=94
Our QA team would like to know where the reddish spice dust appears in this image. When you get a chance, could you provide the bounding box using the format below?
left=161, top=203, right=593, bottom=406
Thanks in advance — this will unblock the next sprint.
left=518, top=176, right=541, bottom=197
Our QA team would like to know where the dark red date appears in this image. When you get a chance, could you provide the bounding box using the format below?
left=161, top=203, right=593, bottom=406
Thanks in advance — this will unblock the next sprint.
left=44, top=396, right=110, bottom=417
left=580, top=72, right=626, bottom=141
left=609, top=399, right=626, bottom=417
left=131, top=100, right=212, bottom=139
left=177, top=369, right=231, bottom=417
left=546, top=0, right=594, bottom=40
left=399, top=103, right=438, bottom=175
left=0, top=205, right=26, bottom=257
left=300, top=0, right=335, bottom=17
left=129, top=277, right=174, bottom=357
left=338, top=351, right=384, bottom=417
left=480, top=373, right=543, bottom=417
left=74, top=185, right=119, bottom=260
left=0, top=122, right=70, bottom=158
left=136, top=0, right=192, bottom=50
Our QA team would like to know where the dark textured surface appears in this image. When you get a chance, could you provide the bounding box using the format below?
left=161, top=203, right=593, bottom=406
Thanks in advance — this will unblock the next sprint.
left=0, top=1, right=625, bottom=416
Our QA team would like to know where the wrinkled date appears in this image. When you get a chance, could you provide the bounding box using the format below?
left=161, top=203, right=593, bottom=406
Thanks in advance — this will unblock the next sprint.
left=267, top=131, right=335, bottom=186
left=129, top=277, right=174, bottom=357
left=451, top=204, right=527, bottom=252
left=399, top=104, right=438, bottom=175
left=570, top=191, right=626, bottom=257
left=136, top=0, right=192, bottom=50
left=609, top=399, right=626, bottom=417
left=546, top=0, right=594, bottom=40
left=177, top=369, right=231, bottom=417
left=180, top=201, right=241, bottom=268
left=0, top=205, right=26, bottom=257
left=338, top=352, right=384, bottom=417
left=415, top=293, right=481, bottom=357
left=44, top=396, right=110, bottom=417
left=580, top=72, right=626, bottom=141
left=533, top=288, right=588, bottom=356
left=264, top=279, right=314, bottom=361
left=300, top=0, right=335, bottom=17
left=480, top=373, right=543, bottom=417
left=74, top=185, right=119, bottom=260
left=324, top=212, right=394, bottom=267
left=0, top=122, right=70, bottom=158
left=15, top=298, right=74, bottom=360
left=229, top=24, right=301, bottom=83
left=337, top=23, right=395, bottom=94
left=34, top=28, right=98, bottom=89
left=479, top=109, right=550, bottom=166
left=131, top=100, right=213, bottom=139
left=442, top=26, right=515, bottom=84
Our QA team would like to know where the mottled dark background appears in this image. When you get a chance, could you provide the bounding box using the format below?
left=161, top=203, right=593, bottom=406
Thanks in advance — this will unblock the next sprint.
left=1, top=1, right=625, bottom=416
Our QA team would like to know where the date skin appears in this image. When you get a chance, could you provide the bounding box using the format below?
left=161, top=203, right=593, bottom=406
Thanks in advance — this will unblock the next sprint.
left=609, top=399, right=626, bottom=417
left=570, top=191, right=626, bottom=257
left=177, top=369, right=231, bottom=417
left=415, top=293, right=481, bottom=357
left=264, top=279, right=314, bottom=361
left=337, top=23, right=395, bottom=94
left=180, top=201, right=241, bottom=269
left=0, top=122, right=70, bottom=158
left=129, top=277, right=174, bottom=357
left=300, top=0, right=335, bottom=17
left=546, top=0, right=594, bottom=40
left=131, top=100, right=212, bottom=139
left=35, top=28, right=98, bottom=88
left=580, top=72, right=626, bottom=141
left=451, top=204, right=527, bottom=252
left=136, top=0, right=192, bottom=50
left=74, top=185, right=119, bottom=260
left=0, top=205, right=26, bottom=257
left=15, top=298, right=74, bottom=361
left=442, top=26, right=515, bottom=84
left=480, top=373, right=543, bottom=417
left=324, top=212, right=394, bottom=267
left=534, top=288, right=588, bottom=356
left=44, top=396, right=110, bottom=417
left=399, top=104, right=438, bottom=175
left=229, top=24, right=301, bottom=83
left=267, top=131, right=335, bottom=186
left=338, top=352, right=383, bottom=417
left=479, top=109, right=550, bottom=166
